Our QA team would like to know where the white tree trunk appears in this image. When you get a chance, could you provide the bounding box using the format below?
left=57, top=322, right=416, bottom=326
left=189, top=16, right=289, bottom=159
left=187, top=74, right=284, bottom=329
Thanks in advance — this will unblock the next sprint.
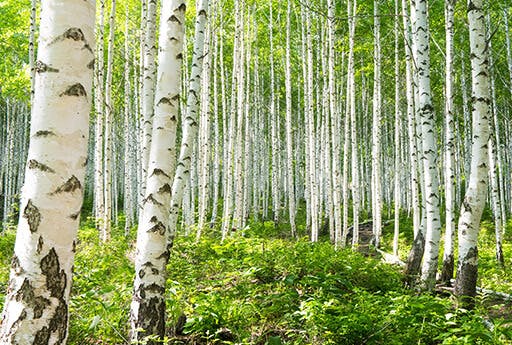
left=130, top=0, right=185, bottom=341
left=94, top=0, right=105, bottom=230
left=197, top=18, right=213, bottom=239
left=489, top=136, right=504, bottom=265
left=221, top=0, right=241, bottom=239
left=342, top=0, right=357, bottom=247
left=393, top=0, right=401, bottom=257
left=140, top=0, right=158, bottom=202
left=412, top=0, right=442, bottom=290
left=441, top=0, right=456, bottom=284
left=101, top=0, right=116, bottom=242
left=327, top=0, right=342, bottom=247
left=0, top=1, right=95, bottom=342
left=123, top=7, right=134, bottom=233
left=168, top=0, right=210, bottom=243
left=371, top=0, right=382, bottom=248
left=233, top=3, right=246, bottom=231
left=402, top=0, right=420, bottom=240
left=304, top=2, right=319, bottom=242
left=454, top=0, right=491, bottom=303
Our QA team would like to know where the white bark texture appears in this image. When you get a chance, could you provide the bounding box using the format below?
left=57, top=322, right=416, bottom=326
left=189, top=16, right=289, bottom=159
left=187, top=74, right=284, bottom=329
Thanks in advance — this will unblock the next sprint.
left=140, top=0, right=158, bottom=201
left=197, top=18, right=212, bottom=238
left=327, top=0, right=342, bottom=247
left=169, top=0, right=210, bottom=243
left=221, top=0, right=240, bottom=239
left=413, top=0, right=442, bottom=290
left=130, top=0, right=185, bottom=341
left=371, top=0, right=382, bottom=248
left=402, top=0, right=420, bottom=239
left=29, top=0, right=37, bottom=106
left=0, top=0, right=95, bottom=343
left=393, top=0, right=401, bottom=256
left=285, top=0, right=296, bottom=238
left=454, top=0, right=491, bottom=301
left=304, top=3, right=319, bottom=242
left=93, top=0, right=105, bottom=229
left=233, top=4, right=246, bottom=230
left=102, top=0, right=116, bottom=242
left=441, top=0, right=456, bottom=283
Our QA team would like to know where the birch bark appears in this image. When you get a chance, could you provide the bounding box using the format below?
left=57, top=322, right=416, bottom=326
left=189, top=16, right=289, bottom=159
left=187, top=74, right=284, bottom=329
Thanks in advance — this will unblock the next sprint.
left=412, top=0, right=442, bottom=290
left=101, top=0, right=116, bottom=242
left=0, top=1, right=95, bottom=342
left=440, top=0, right=456, bottom=284
left=454, top=0, right=491, bottom=304
left=169, top=0, right=210, bottom=243
left=372, top=0, right=382, bottom=248
left=130, top=0, right=185, bottom=341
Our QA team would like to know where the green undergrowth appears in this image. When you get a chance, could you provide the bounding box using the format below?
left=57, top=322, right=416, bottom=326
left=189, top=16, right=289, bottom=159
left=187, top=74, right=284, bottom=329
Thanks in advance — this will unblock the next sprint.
left=163, top=228, right=512, bottom=345
left=0, top=217, right=510, bottom=344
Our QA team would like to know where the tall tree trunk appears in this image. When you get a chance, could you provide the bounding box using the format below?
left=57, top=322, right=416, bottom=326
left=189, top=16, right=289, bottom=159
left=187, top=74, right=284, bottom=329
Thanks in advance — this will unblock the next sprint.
left=342, top=0, right=357, bottom=247
left=393, top=0, right=401, bottom=257
left=454, top=0, right=491, bottom=306
left=221, top=0, right=241, bottom=239
left=0, top=1, right=95, bottom=342
left=269, top=0, right=280, bottom=226
left=304, top=1, right=319, bottom=242
left=372, top=0, right=382, bottom=248
left=412, top=0, right=442, bottom=290
left=168, top=0, right=210, bottom=242
left=130, top=0, right=185, bottom=342
left=94, top=0, right=105, bottom=231
left=140, top=0, right=158, bottom=203
left=284, top=0, right=297, bottom=238
left=197, top=17, right=213, bottom=239
left=440, top=0, right=457, bottom=284
left=123, top=6, right=134, bottom=234
left=233, top=3, right=246, bottom=231
left=327, top=0, right=342, bottom=247
left=102, top=0, right=116, bottom=242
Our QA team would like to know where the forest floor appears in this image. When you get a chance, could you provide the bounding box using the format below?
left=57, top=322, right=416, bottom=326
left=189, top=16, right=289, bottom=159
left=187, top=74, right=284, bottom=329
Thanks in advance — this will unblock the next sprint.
left=0, top=214, right=512, bottom=344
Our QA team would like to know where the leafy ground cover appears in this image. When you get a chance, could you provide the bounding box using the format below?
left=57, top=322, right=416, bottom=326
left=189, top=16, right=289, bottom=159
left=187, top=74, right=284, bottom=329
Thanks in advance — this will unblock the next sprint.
left=0, top=217, right=511, bottom=344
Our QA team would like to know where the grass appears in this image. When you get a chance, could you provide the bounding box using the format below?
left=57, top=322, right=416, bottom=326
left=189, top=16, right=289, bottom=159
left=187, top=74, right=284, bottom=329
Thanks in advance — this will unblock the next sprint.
left=0, top=214, right=511, bottom=344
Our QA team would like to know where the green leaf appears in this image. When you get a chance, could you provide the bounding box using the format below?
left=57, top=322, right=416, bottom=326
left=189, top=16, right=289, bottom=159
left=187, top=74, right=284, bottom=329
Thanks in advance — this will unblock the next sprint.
left=267, top=336, right=282, bottom=345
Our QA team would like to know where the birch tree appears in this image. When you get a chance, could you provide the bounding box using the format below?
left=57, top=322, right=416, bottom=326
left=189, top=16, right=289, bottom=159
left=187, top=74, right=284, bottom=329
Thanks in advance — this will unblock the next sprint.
left=412, top=0, right=442, bottom=290
left=140, top=0, right=158, bottom=200
left=169, top=0, right=210, bottom=243
left=130, top=0, right=185, bottom=341
left=327, top=0, right=342, bottom=247
left=371, top=0, right=382, bottom=248
left=93, top=0, right=105, bottom=230
left=0, top=0, right=95, bottom=342
left=454, top=0, right=491, bottom=305
left=440, top=0, right=456, bottom=284
left=101, top=0, right=116, bottom=242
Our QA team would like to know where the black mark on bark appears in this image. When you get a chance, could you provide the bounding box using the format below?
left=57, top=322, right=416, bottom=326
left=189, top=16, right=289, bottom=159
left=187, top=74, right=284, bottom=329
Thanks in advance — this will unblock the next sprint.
left=35, top=61, right=59, bottom=73
left=51, top=176, right=82, bottom=195
left=23, top=200, right=41, bottom=233
left=60, top=83, right=87, bottom=97
left=40, top=248, right=67, bottom=299
left=28, top=159, right=55, bottom=173
left=34, top=130, right=56, bottom=138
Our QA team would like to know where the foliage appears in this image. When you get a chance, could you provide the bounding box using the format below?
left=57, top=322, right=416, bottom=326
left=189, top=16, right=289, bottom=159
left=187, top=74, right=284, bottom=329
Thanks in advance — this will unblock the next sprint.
left=67, top=221, right=135, bottom=344
left=0, top=217, right=510, bottom=343
left=0, top=0, right=31, bottom=100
